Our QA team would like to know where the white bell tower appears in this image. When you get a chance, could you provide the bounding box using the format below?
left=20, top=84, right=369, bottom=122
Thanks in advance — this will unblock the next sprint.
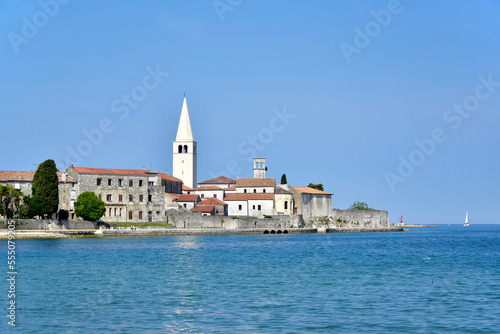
left=173, top=97, right=197, bottom=189
left=253, top=158, right=266, bottom=178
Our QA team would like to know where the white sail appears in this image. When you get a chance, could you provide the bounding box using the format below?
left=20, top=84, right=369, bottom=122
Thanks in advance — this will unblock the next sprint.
left=464, top=212, right=470, bottom=226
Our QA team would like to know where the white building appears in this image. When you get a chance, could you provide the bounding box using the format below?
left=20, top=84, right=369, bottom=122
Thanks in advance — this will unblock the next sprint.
left=173, top=97, right=197, bottom=189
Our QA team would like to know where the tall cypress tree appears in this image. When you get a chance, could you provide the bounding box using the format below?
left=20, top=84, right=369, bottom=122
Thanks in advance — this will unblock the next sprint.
left=32, top=159, right=59, bottom=215
left=281, top=174, right=287, bottom=184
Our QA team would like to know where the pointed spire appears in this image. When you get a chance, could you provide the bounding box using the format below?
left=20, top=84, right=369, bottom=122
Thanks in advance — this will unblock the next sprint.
left=175, top=97, right=194, bottom=141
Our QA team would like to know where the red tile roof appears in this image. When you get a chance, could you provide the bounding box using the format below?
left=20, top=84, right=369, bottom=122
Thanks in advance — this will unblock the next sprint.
left=158, top=173, right=181, bottom=182
left=293, top=186, right=333, bottom=195
left=224, top=193, right=275, bottom=201
left=71, top=167, right=156, bottom=175
left=197, top=197, right=228, bottom=206
left=0, top=171, right=76, bottom=183
left=236, top=178, right=275, bottom=187
left=194, top=185, right=223, bottom=191
left=182, top=185, right=193, bottom=191
left=224, top=185, right=236, bottom=191
left=175, top=194, right=200, bottom=202
left=190, top=206, right=215, bottom=213
left=165, top=193, right=180, bottom=200
left=199, top=176, right=236, bottom=185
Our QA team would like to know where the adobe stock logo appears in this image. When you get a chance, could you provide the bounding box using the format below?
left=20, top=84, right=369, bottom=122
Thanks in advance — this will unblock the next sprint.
left=65, top=65, right=168, bottom=165
left=384, top=74, right=500, bottom=192
left=7, top=0, right=70, bottom=54
left=339, top=0, right=408, bottom=64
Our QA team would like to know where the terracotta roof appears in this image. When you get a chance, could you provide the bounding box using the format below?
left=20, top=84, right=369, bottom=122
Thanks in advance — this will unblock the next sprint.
left=275, top=187, right=292, bottom=194
left=175, top=194, right=200, bottom=202
left=158, top=173, right=182, bottom=182
left=293, top=186, right=333, bottom=195
left=194, top=185, right=223, bottom=191
left=236, top=178, right=275, bottom=188
left=182, top=185, right=193, bottom=191
left=190, top=206, right=215, bottom=213
left=224, top=185, right=236, bottom=191
left=224, top=193, right=275, bottom=201
left=197, top=198, right=228, bottom=206
left=0, top=171, right=76, bottom=183
left=199, top=176, right=236, bottom=185
left=165, top=193, right=180, bottom=200
left=72, top=167, right=156, bottom=175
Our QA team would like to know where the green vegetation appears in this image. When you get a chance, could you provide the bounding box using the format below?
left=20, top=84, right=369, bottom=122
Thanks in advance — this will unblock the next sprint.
left=348, top=201, right=373, bottom=210
left=74, top=192, right=105, bottom=222
left=281, top=174, right=287, bottom=184
left=307, top=183, right=324, bottom=191
left=27, top=195, right=46, bottom=218
left=264, top=215, right=273, bottom=219
left=231, top=216, right=242, bottom=219
left=0, top=185, right=26, bottom=219
left=32, top=159, right=59, bottom=215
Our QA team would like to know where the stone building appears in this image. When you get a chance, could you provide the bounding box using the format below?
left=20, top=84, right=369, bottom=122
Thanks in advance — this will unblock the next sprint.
left=66, top=166, right=182, bottom=223
left=0, top=170, right=78, bottom=217
left=289, top=186, right=333, bottom=218
left=274, top=186, right=295, bottom=216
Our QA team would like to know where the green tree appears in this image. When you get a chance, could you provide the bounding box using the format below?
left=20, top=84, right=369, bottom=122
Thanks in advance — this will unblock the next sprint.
left=32, top=159, right=59, bottom=215
left=348, top=201, right=373, bottom=210
left=74, top=192, right=105, bottom=222
left=0, top=185, right=24, bottom=219
left=281, top=174, right=287, bottom=184
left=307, top=183, right=324, bottom=191
left=27, top=195, right=46, bottom=218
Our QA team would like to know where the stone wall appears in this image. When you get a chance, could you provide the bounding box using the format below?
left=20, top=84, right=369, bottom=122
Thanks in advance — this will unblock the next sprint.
left=0, top=219, right=99, bottom=230
left=304, top=209, right=389, bottom=228
left=166, top=209, right=304, bottom=229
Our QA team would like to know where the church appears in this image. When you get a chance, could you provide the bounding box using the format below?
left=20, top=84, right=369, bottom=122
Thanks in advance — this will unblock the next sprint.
left=0, top=97, right=334, bottom=222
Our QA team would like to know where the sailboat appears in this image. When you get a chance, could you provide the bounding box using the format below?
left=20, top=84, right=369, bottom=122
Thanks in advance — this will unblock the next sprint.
left=463, top=212, right=470, bottom=227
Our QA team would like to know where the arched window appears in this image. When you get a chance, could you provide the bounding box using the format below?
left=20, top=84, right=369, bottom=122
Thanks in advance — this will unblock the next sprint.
left=263, top=189, right=266, bottom=193
left=254, top=189, right=257, bottom=193
left=178, top=145, right=182, bottom=153
left=284, top=201, right=288, bottom=210
left=139, top=211, right=143, bottom=220
left=129, top=211, right=133, bottom=220
left=183, top=145, right=188, bottom=153
left=244, top=189, right=247, bottom=193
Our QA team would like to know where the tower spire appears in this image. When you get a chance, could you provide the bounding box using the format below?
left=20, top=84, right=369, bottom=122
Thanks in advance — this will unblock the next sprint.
left=175, top=97, right=194, bottom=141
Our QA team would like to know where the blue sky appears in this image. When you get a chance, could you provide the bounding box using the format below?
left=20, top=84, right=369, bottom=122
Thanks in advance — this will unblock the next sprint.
left=1, top=0, right=499, bottom=224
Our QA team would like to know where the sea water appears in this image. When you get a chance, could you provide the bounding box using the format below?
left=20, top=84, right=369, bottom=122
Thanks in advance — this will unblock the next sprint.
left=2, top=225, right=499, bottom=333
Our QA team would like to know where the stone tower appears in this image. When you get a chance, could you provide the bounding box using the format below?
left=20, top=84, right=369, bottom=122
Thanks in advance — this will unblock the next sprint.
left=253, top=158, right=266, bottom=178
left=173, top=97, right=197, bottom=189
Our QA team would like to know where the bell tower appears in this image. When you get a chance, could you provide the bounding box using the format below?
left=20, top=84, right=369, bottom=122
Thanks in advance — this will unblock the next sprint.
left=253, top=158, right=266, bottom=178
left=173, top=97, right=197, bottom=189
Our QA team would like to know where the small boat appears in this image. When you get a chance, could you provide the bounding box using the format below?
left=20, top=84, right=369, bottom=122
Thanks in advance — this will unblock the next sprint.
left=464, top=212, right=470, bottom=227
left=448, top=223, right=452, bottom=226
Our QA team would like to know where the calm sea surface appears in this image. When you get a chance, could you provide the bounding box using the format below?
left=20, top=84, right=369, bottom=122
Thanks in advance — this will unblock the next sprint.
left=2, top=225, right=500, bottom=333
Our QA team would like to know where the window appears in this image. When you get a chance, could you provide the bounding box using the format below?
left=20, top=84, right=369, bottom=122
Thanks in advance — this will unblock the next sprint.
left=139, top=211, right=143, bottom=220
left=114, top=208, right=117, bottom=216
left=148, top=181, right=154, bottom=186
left=98, top=194, right=102, bottom=201
left=178, top=145, right=182, bottom=153
left=119, top=195, right=123, bottom=202
left=108, top=179, right=112, bottom=186
left=244, top=189, right=247, bottom=193
left=254, top=189, right=257, bottom=193
left=139, top=180, right=143, bottom=187
left=129, top=194, right=133, bottom=202
left=213, top=194, right=217, bottom=198
left=139, top=195, right=143, bottom=202
left=107, top=194, right=112, bottom=202
left=284, top=201, right=288, bottom=210
left=201, top=194, right=204, bottom=198
left=263, top=189, right=266, bottom=193
left=129, top=211, right=133, bottom=220
left=183, top=145, right=188, bottom=153
left=156, top=211, right=160, bottom=215
left=183, top=204, right=187, bottom=208
left=148, top=195, right=152, bottom=202
left=129, top=180, right=133, bottom=187
left=109, top=208, right=112, bottom=217
left=238, top=205, right=242, bottom=211
left=97, top=178, right=102, bottom=186
left=118, top=179, right=123, bottom=187
left=253, top=205, right=255, bottom=209
left=258, top=205, right=261, bottom=211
